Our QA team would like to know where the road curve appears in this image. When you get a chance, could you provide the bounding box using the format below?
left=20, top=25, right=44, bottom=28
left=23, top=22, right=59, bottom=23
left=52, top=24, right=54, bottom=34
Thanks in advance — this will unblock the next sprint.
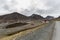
left=15, top=22, right=55, bottom=40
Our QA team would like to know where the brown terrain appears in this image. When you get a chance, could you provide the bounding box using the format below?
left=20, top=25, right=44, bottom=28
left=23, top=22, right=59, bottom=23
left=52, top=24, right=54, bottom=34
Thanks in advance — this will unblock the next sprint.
left=0, top=12, right=55, bottom=40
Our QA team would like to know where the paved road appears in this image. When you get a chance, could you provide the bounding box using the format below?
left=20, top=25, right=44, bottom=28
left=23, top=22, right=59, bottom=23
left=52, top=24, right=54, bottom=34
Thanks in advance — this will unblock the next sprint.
left=52, top=21, right=60, bottom=40
left=0, top=21, right=56, bottom=40
left=15, top=22, right=55, bottom=40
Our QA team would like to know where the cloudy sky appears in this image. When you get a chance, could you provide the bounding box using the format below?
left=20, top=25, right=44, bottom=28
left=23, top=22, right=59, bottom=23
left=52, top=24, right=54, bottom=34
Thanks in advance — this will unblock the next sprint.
left=0, top=0, right=60, bottom=17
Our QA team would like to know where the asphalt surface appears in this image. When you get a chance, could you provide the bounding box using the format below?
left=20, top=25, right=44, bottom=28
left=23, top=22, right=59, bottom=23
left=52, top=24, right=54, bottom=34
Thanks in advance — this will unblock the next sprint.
left=52, top=21, right=60, bottom=40
left=0, top=21, right=56, bottom=40
left=15, top=22, right=55, bottom=40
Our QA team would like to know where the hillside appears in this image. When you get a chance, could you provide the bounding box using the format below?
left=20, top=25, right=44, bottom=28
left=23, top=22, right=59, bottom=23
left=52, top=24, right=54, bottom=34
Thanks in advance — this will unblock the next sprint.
left=29, top=14, right=44, bottom=20
left=0, top=12, right=28, bottom=23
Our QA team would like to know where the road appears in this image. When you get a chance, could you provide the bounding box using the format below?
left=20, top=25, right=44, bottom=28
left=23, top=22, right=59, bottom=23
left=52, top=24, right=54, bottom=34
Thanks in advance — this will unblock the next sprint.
left=0, top=21, right=57, bottom=40
left=52, top=21, right=60, bottom=40
left=20, top=21, right=60, bottom=40
left=15, top=22, right=55, bottom=40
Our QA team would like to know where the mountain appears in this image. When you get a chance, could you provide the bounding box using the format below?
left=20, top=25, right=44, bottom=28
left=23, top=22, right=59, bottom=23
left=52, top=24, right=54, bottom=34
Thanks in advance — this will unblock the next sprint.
left=0, top=12, right=28, bottom=23
left=58, top=16, right=60, bottom=18
left=29, top=14, right=44, bottom=20
left=0, top=12, right=45, bottom=23
left=46, top=16, right=54, bottom=20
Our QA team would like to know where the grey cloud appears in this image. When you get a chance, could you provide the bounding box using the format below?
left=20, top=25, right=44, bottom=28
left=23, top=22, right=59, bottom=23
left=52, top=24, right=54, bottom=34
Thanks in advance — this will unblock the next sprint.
left=0, top=0, right=60, bottom=17
left=0, top=0, right=17, bottom=12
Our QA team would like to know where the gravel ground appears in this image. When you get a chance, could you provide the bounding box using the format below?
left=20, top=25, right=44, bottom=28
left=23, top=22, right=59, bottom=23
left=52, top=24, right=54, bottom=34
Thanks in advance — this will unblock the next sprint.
left=0, top=22, right=42, bottom=37
left=15, top=22, right=55, bottom=40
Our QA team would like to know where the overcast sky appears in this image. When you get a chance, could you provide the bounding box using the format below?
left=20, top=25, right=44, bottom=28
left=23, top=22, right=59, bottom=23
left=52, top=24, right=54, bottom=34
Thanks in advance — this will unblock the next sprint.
left=0, top=0, right=60, bottom=17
